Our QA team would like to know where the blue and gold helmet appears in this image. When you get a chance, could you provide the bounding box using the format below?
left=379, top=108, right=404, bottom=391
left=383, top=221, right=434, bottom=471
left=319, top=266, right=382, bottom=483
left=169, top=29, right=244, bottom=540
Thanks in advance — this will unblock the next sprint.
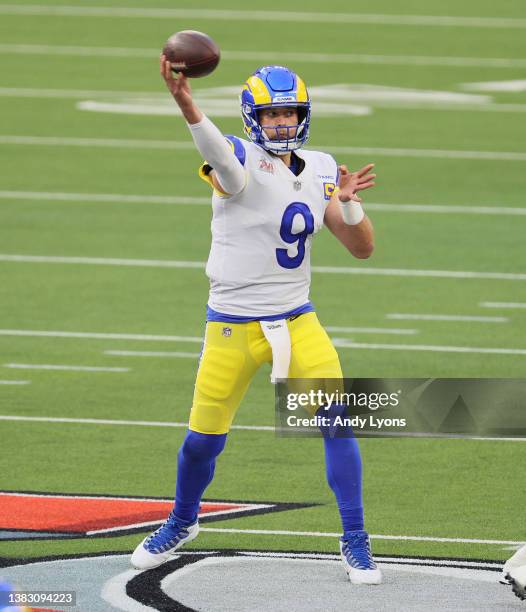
left=240, top=66, right=311, bottom=155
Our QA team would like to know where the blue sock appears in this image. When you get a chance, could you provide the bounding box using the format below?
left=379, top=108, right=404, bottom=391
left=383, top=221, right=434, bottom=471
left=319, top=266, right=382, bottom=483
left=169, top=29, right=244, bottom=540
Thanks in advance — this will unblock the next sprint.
left=174, top=430, right=227, bottom=523
left=319, top=406, right=364, bottom=533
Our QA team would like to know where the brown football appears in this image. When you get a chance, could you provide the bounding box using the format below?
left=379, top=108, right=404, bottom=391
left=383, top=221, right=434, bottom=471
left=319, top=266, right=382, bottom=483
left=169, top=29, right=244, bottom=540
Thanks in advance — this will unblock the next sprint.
left=162, top=30, right=220, bottom=78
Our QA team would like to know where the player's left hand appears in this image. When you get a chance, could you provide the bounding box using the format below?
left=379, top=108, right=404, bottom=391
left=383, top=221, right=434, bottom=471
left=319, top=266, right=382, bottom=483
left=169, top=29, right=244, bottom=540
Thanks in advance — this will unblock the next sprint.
left=337, top=163, right=376, bottom=203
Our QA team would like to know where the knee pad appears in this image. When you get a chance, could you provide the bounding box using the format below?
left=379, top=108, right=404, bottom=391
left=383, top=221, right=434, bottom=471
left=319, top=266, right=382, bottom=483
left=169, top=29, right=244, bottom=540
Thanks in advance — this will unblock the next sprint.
left=179, top=430, right=227, bottom=462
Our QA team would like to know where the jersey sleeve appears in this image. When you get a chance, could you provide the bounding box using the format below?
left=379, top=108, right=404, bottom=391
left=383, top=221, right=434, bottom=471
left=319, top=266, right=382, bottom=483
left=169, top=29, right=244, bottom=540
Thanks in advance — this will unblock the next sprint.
left=198, top=135, right=247, bottom=196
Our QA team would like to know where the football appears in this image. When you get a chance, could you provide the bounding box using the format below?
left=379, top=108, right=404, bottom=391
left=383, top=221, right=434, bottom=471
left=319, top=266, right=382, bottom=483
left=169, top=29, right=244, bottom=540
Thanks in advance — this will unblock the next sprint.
left=162, top=30, right=220, bottom=78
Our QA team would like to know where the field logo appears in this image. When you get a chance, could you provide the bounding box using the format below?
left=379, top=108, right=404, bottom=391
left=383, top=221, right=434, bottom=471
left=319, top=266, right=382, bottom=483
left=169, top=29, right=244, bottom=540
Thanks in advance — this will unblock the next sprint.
left=0, top=491, right=312, bottom=540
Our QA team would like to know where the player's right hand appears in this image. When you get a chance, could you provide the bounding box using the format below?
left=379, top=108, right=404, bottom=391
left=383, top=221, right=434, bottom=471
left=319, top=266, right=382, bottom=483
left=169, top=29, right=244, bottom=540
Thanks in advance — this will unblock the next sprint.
left=160, top=54, right=193, bottom=108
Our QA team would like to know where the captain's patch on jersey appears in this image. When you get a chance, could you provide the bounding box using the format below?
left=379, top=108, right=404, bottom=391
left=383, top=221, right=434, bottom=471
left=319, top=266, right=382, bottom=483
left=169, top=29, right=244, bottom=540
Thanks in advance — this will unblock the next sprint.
left=323, top=182, right=336, bottom=200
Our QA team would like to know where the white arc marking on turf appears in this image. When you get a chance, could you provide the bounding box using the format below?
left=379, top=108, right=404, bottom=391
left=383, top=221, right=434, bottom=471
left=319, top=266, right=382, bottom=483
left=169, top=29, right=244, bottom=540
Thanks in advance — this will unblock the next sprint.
left=78, top=99, right=372, bottom=118
left=101, top=569, right=152, bottom=612
left=105, top=350, right=200, bottom=358
left=1, top=255, right=525, bottom=281
left=480, top=301, right=526, bottom=309
left=386, top=313, right=509, bottom=322
left=463, top=80, right=526, bottom=92
left=332, top=340, right=526, bottom=355
left=2, top=190, right=526, bottom=216
left=1, top=133, right=526, bottom=160
left=4, top=363, right=129, bottom=372
left=3, top=44, right=526, bottom=69
left=76, top=84, right=488, bottom=118
left=0, top=380, right=30, bottom=385
left=1, top=6, right=526, bottom=28
left=325, top=326, right=418, bottom=335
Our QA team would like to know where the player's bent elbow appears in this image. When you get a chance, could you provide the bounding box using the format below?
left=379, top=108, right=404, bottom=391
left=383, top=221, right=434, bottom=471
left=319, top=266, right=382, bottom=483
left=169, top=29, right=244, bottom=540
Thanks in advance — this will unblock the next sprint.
left=350, top=241, right=374, bottom=259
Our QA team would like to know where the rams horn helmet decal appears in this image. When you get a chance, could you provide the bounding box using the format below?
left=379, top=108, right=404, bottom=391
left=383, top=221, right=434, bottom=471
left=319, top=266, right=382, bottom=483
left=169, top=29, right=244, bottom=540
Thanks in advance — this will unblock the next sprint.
left=240, top=65, right=311, bottom=155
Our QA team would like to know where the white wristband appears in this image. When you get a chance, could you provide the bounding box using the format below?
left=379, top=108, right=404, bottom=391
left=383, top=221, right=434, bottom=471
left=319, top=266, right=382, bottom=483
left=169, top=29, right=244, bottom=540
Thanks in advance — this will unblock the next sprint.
left=339, top=198, right=365, bottom=225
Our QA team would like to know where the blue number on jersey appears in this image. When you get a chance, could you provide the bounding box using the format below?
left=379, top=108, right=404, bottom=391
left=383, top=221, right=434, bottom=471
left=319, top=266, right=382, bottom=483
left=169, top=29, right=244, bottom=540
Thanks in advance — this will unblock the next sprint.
left=276, top=202, right=315, bottom=269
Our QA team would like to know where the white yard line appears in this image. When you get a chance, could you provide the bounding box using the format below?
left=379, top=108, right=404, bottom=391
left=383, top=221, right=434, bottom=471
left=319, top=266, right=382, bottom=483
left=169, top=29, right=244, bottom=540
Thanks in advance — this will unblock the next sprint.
left=332, top=339, right=526, bottom=355
left=4, top=363, right=129, bottom=372
left=1, top=190, right=526, bottom=216
left=105, top=350, right=200, bottom=358
left=1, top=254, right=525, bottom=281
left=324, top=145, right=526, bottom=162
left=480, top=302, right=526, bottom=309
left=0, top=5, right=525, bottom=29
left=325, top=326, right=418, bottom=335
left=1, top=133, right=526, bottom=161
left=0, top=415, right=524, bottom=443
left=0, top=414, right=526, bottom=442
left=0, top=415, right=274, bottom=431
left=0, top=329, right=203, bottom=343
left=386, top=314, right=509, bottom=322
left=0, top=254, right=206, bottom=269
left=2, top=327, right=526, bottom=356
left=0, top=380, right=30, bottom=385
left=0, top=134, right=195, bottom=149
left=312, top=265, right=526, bottom=281
left=198, top=527, right=524, bottom=546
left=0, top=190, right=208, bottom=205
left=1, top=44, right=526, bottom=69
left=365, top=203, right=526, bottom=216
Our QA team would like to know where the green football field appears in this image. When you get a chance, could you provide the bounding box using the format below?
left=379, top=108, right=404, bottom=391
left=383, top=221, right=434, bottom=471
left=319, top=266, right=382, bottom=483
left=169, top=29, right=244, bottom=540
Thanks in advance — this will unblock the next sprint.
left=1, top=0, right=526, bottom=582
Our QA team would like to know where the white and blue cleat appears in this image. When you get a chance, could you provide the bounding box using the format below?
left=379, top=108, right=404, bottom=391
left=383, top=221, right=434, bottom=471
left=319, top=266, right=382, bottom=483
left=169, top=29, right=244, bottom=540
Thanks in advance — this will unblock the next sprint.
left=500, top=544, right=526, bottom=585
left=340, top=530, right=382, bottom=585
left=131, top=511, right=199, bottom=570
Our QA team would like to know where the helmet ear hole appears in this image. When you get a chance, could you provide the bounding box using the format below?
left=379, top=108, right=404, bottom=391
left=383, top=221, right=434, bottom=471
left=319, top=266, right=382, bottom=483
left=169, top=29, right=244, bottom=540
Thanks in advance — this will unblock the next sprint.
left=297, top=107, right=308, bottom=124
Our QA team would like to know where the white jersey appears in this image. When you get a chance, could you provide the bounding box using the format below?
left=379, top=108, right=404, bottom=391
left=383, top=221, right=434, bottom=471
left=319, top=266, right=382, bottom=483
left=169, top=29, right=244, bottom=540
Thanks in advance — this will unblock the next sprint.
left=202, top=136, right=338, bottom=317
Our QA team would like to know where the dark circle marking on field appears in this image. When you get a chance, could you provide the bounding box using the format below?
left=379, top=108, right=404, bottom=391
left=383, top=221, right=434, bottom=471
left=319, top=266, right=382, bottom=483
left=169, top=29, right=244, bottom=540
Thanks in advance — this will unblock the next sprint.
left=127, top=553, right=207, bottom=611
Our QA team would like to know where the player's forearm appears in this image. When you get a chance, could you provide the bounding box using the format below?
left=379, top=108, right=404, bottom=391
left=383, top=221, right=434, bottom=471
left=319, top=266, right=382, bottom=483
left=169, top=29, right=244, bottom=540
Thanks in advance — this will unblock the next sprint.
left=342, top=216, right=375, bottom=259
left=178, top=101, right=203, bottom=125
left=188, top=115, right=245, bottom=195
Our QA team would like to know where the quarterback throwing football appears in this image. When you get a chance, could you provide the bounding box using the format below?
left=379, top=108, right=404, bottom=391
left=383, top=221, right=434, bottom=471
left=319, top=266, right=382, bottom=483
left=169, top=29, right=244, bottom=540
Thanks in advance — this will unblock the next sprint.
left=132, top=59, right=381, bottom=585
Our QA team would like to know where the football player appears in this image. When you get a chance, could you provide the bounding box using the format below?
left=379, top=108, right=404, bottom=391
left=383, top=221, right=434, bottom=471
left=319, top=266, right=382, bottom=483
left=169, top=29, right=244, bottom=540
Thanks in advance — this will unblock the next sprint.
left=501, top=544, right=526, bottom=601
left=132, top=59, right=381, bottom=585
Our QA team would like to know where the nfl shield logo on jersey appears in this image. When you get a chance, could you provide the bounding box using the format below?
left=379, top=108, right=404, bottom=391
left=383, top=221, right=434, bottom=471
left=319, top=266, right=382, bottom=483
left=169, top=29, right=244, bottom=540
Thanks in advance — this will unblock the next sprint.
left=222, top=327, right=232, bottom=337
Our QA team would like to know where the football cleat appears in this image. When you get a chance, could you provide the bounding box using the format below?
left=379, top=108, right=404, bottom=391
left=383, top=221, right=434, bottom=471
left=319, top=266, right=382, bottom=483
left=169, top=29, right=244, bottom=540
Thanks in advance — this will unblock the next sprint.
left=500, top=544, right=526, bottom=585
left=506, top=565, right=526, bottom=600
left=131, top=511, right=199, bottom=570
left=340, top=530, right=382, bottom=585
left=240, top=65, right=311, bottom=156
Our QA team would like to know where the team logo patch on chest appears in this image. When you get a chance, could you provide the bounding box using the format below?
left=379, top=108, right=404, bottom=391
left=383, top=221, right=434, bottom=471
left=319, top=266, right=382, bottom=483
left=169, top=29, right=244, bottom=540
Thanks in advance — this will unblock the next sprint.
left=258, top=158, right=275, bottom=174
